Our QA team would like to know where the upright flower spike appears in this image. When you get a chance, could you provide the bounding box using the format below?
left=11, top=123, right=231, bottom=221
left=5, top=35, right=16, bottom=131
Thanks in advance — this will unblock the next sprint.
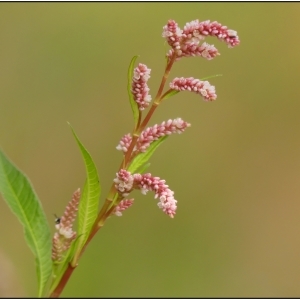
left=116, top=118, right=191, bottom=154
left=116, top=133, right=132, bottom=153
left=170, top=77, right=217, bottom=101
left=162, top=19, right=183, bottom=55
left=132, top=63, right=152, bottom=111
left=51, top=188, right=80, bottom=262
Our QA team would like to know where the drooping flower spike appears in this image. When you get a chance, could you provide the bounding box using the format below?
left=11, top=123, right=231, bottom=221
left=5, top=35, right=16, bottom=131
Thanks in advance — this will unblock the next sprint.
left=163, top=19, right=240, bottom=61
left=114, top=170, right=177, bottom=218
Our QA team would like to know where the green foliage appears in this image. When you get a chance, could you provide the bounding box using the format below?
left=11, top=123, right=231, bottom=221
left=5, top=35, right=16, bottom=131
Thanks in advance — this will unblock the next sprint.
left=68, top=124, right=101, bottom=266
left=127, top=55, right=140, bottom=129
left=161, top=89, right=179, bottom=101
left=0, top=150, right=52, bottom=297
left=135, top=162, right=151, bottom=174
left=200, top=74, right=222, bottom=81
left=128, top=136, right=168, bottom=174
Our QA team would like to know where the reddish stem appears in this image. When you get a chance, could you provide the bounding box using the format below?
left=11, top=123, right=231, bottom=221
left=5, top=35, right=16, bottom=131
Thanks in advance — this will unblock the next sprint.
left=50, top=264, right=76, bottom=298
left=49, top=52, right=177, bottom=298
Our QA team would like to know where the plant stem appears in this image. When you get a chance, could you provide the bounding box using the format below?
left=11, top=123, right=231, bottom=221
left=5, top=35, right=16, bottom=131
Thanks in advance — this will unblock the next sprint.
left=49, top=263, right=76, bottom=298
left=49, top=52, right=176, bottom=298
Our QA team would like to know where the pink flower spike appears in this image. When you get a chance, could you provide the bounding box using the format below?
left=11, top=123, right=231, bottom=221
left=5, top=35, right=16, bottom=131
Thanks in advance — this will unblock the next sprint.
left=113, top=199, right=134, bottom=216
left=132, top=63, right=152, bottom=111
left=114, top=169, right=134, bottom=197
left=181, top=42, right=220, bottom=60
left=51, top=188, right=80, bottom=261
left=183, top=20, right=240, bottom=48
left=58, top=188, right=80, bottom=239
left=162, top=19, right=183, bottom=55
left=116, top=133, right=133, bottom=153
left=136, top=118, right=191, bottom=153
left=133, top=173, right=177, bottom=218
left=170, top=77, right=217, bottom=101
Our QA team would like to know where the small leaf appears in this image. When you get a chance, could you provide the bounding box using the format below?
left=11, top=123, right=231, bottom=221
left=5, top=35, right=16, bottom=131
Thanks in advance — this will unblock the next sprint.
left=161, top=89, right=179, bottom=101
left=128, top=136, right=168, bottom=174
left=0, top=150, right=52, bottom=297
left=127, top=55, right=140, bottom=129
left=136, top=162, right=151, bottom=174
left=200, top=74, right=222, bottom=81
left=68, top=124, right=101, bottom=266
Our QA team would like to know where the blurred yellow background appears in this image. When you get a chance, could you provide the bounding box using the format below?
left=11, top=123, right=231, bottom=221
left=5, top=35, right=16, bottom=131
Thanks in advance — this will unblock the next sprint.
left=0, top=2, right=300, bottom=297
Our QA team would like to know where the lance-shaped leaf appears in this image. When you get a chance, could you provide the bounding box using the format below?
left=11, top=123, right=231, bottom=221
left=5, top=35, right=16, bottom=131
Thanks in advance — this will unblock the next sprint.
left=127, top=55, right=140, bottom=129
left=200, top=74, right=222, bottom=81
left=135, top=162, right=151, bottom=174
left=128, top=136, right=168, bottom=174
left=0, top=150, right=52, bottom=297
left=160, top=89, right=179, bottom=101
left=68, top=124, right=101, bottom=266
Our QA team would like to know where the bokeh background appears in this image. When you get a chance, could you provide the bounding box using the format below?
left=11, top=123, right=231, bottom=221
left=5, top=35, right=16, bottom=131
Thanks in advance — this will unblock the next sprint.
left=0, top=2, right=300, bottom=297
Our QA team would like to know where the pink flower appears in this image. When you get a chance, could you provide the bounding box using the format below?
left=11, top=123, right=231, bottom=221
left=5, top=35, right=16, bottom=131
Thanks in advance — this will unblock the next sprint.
left=114, top=170, right=178, bottom=218
left=116, top=118, right=191, bottom=154
left=170, top=77, right=217, bottom=101
left=52, top=188, right=80, bottom=261
left=113, top=199, right=134, bottom=216
left=136, top=118, right=191, bottom=152
left=168, top=42, right=219, bottom=61
left=132, top=63, right=152, bottom=111
left=114, top=169, right=134, bottom=197
left=183, top=20, right=240, bottom=48
left=162, top=19, right=183, bottom=55
left=116, top=133, right=132, bottom=153
left=162, top=19, right=239, bottom=60
left=133, top=173, right=177, bottom=218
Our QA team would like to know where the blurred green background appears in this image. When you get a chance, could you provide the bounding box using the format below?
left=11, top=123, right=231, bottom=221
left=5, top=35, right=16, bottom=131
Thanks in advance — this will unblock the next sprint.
left=0, top=2, right=300, bottom=297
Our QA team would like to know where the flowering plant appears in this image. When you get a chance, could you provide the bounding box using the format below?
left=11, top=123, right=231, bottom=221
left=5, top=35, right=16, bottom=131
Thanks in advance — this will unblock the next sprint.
left=0, top=19, right=239, bottom=297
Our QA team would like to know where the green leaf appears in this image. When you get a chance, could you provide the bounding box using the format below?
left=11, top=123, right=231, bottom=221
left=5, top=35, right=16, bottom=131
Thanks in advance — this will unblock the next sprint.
left=135, top=162, right=151, bottom=174
left=200, top=74, right=222, bottom=81
left=128, top=136, right=168, bottom=174
left=68, top=124, right=101, bottom=266
left=127, top=55, right=140, bottom=129
left=161, top=89, right=179, bottom=101
left=0, top=150, right=52, bottom=297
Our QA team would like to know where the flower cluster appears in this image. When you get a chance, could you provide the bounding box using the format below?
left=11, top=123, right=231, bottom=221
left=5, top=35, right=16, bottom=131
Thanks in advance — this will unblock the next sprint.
left=113, top=169, right=134, bottom=197
left=163, top=19, right=240, bottom=61
left=114, top=170, right=177, bottom=218
left=113, top=199, right=134, bottom=216
left=116, top=118, right=191, bottom=154
left=52, top=188, right=80, bottom=262
left=170, top=77, right=217, bottom=101
left=131, top=63, right=152, bottom=111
